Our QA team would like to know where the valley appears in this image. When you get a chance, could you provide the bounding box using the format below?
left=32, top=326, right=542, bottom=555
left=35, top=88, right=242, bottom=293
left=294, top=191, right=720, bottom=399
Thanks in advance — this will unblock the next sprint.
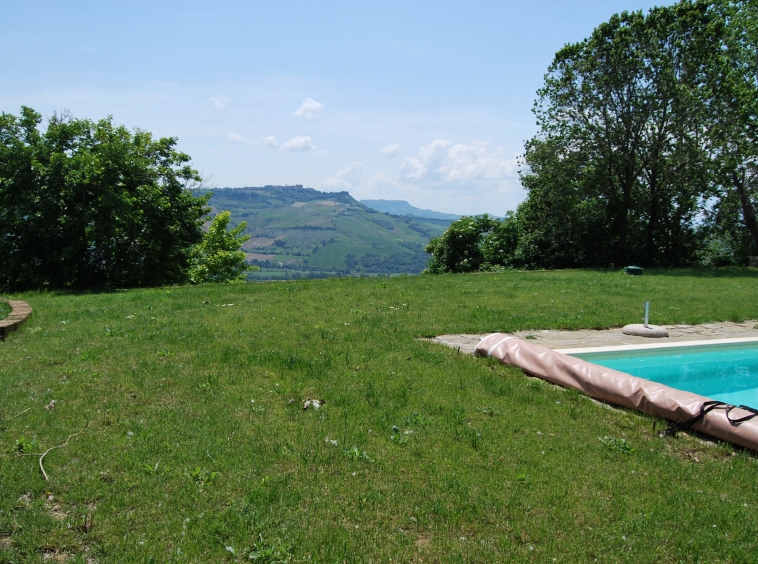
left=194, top=186, right=454, bottom=279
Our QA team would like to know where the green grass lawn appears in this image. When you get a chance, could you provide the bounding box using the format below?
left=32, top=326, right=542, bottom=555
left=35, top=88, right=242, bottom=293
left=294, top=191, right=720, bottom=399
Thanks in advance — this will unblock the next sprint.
left=0, top=300, right=10, bottom=320
left=2, top=269, right=758, bottom=562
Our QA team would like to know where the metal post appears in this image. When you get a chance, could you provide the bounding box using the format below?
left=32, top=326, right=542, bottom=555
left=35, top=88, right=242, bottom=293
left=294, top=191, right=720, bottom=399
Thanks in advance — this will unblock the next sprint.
left=644, top=301, right=650, bottom=327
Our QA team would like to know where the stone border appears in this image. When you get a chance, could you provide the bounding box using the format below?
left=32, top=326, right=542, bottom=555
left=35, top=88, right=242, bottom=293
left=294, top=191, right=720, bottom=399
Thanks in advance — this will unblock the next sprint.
left=0, top=298, right=32, bottom=339
left=433, top=320, right=758, bottom=355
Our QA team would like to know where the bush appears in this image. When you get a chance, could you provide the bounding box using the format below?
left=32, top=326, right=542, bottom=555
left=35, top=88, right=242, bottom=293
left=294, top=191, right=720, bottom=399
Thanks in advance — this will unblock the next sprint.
left=189, top=211, right=258, bottom=284
left=0, top=107, right=210, bottom=290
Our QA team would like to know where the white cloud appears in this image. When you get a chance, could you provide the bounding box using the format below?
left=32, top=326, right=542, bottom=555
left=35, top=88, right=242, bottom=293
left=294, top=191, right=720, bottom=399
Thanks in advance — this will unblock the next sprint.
left=293, top=98, right=323, bottom=118
left=321, top=162, right=364, bottom=189
left=399, top=139, right=517, bottom=184
left=281, top=135, right=317, bottom=152
left=209, top=94, right=231, bottom=109
left=227, top=132, right=252, bottom=144
left=380, top=143, right=401, bottom=157
left=262, top=135, right=278, bottom=148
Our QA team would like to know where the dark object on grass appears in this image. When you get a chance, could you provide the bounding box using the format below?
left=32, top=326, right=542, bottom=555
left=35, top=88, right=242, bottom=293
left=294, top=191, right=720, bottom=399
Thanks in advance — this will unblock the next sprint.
left=303, top=398, right=324, bottom=411
left=624, top=266, right=643, bottom=275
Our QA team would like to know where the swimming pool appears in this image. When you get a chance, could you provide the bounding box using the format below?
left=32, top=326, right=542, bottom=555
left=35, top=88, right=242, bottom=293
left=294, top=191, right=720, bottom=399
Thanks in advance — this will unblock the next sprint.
left=568, top=338, right=758, bottom=409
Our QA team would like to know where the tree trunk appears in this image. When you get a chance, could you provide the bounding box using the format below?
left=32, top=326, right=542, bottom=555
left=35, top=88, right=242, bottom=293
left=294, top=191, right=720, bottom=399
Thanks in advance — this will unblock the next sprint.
left=732, top=170, right=758, bottom=251
left=645, top=164, right=660, bottom=267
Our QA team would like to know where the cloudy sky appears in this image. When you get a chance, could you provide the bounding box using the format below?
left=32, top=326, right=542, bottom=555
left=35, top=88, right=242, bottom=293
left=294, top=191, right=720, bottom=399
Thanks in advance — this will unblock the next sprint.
left=2, top=0, right=675, bottom=216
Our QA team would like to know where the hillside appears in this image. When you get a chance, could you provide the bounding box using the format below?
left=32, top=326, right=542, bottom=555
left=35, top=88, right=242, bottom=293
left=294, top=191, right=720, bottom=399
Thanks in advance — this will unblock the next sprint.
left=193, top=186, right=454, bottom=279
left=360, top=199, right=461, bottom=220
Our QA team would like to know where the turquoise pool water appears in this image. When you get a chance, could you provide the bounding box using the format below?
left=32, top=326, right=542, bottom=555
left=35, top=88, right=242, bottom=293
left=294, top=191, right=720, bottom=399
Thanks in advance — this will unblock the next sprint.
left=572, top=342, right=758, bottom=409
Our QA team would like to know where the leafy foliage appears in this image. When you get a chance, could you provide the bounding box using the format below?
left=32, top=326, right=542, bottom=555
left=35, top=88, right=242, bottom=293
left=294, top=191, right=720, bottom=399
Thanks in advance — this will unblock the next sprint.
left=518, top=2, right=716, bottom=268
left=0, top=107, right=210, bottom=290
left=344, top=251, right=429, bottom=274
left=0, top=300, right=10, bottom=320
left=599, top=436, right=636, bottom=454
left=425, top=215, right=498, bottom=273
left=189, top=211, right=257, bottom=284
left=425, top=1, right=758, bottom=272
left=699, top=0, right=758, bottom=261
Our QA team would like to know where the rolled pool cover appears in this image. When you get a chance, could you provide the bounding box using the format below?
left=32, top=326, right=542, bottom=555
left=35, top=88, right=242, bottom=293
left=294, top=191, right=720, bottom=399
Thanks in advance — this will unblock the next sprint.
left=476, top=333, right=758, bottom=451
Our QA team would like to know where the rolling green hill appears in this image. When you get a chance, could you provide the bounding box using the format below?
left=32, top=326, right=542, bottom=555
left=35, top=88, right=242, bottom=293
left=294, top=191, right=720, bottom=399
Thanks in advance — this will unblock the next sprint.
left=193, top=186, right=453, bottom=279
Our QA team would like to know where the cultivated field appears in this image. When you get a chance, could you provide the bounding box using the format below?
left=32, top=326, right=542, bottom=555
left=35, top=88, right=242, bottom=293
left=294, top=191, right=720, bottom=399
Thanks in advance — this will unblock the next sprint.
left=2, top=269, right=758, bottom=562
left=198, top=186, right=451, bottom=279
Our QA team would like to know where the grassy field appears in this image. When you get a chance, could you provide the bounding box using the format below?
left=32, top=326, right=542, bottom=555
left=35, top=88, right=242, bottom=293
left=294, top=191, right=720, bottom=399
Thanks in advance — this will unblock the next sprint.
left=2, top=269, right=758, bottom=562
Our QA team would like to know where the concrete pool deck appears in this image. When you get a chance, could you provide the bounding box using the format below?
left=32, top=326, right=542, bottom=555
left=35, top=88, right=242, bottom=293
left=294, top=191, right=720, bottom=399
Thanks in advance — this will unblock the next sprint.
left=433, top=320, right=758, bottom=355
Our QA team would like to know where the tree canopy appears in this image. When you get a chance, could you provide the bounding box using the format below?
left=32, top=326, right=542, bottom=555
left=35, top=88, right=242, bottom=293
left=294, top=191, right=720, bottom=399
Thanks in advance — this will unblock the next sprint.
left=426, top=0, right=758, bottom=271
left=189, top=211, right=257, bottom=284
left=0, top=107, right=212, bottom=290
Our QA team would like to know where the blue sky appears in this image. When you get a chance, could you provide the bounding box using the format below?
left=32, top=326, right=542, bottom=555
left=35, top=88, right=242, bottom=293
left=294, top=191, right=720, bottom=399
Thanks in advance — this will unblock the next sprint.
left=2, top=0, right=675, bottom=215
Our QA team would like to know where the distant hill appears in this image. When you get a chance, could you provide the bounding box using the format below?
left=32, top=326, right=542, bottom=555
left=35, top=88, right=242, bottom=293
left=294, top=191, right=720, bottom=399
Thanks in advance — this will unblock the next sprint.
left=360, top=199, right=461, bottom=220
left=193, top=186, right=455, bottom=280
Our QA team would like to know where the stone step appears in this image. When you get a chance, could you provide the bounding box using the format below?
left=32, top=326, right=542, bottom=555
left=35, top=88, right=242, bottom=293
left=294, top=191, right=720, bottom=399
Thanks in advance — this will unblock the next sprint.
left=0, top=299, right=33, bottom=339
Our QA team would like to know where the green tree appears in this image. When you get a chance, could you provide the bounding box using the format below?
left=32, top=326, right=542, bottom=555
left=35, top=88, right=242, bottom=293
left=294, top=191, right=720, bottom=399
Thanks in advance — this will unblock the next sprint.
left=700, top=0, right=758, bottom=259
left=189, top=211, right=257, bottom=283
left=516, top=136, right=613, bottom=268
left=425, top=1, right=758, bottom=272
left=425, top=215, right=500, bottom=273
left=0, top=107, right=210, bottom=290
left=519, top=3, right=714, bottom=267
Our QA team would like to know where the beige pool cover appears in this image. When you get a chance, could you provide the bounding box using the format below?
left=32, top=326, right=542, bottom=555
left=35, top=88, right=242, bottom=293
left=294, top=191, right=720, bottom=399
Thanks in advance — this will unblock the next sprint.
left=476, top=333, right=758, bottom=451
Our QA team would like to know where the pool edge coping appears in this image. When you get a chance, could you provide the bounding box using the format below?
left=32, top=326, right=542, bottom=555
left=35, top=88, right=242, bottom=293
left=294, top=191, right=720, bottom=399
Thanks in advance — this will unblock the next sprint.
left=555, top=336, right=758, bottom=355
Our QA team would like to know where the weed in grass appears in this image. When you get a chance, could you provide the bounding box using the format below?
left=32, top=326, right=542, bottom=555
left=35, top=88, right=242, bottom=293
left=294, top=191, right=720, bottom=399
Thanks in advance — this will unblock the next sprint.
left=468, top=427, right=482, bottom=450
left=247, top=536, right=292, bottom=563
left=143, top=460, right=170, bottom=475
left=476, top=406, right=500, bottom=417
left=390, top=426, right=409, bottom=445
left=197, top=372, right=219, bottom=396
left=599, top=436, right=636, bottom=454
left=405, top=412, right=430, bottom=428
left=343, top=445, right=372, bottom=462
left=14, top=436, right=38, bottom=453
left=453, top=405, right=466, bottom=423
left=183, top=466, right=219, bottom=488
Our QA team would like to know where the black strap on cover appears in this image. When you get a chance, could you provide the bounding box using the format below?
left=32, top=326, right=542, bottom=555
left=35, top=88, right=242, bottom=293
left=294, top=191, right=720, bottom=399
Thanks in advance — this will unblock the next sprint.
left=664, top=401, right=758, bottom=437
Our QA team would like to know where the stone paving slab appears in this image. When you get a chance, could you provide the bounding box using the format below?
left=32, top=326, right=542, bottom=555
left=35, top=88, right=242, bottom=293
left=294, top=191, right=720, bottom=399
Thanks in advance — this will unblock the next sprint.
left=433, top=320, right=758, bottom=355
left=0, top=299, right=33, bottom=339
